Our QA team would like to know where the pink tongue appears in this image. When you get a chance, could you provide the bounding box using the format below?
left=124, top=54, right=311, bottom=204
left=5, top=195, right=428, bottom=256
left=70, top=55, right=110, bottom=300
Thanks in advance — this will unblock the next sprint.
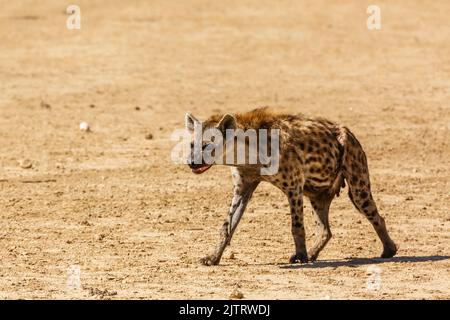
left=193, top=165, right=210, bottom=174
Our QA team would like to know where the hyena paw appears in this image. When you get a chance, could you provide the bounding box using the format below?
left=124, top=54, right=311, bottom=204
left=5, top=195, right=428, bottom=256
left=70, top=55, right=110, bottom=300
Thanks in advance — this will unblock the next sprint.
left=307, top=250, right=319, bottom=262
left=289, top=253, right=308, bottom=264
left=381, top=242, right=398, bottom=258
left=200, top=254, right=219, bottom=266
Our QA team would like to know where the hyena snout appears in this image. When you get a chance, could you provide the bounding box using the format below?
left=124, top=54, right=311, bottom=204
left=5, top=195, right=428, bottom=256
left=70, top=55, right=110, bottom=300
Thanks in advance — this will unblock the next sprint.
left=187, top=141, right=214, bottom=174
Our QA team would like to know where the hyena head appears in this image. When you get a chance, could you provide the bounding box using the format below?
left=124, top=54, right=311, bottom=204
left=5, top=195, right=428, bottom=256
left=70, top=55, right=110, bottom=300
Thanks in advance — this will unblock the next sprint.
left=185, top=112, right=237, bottom=174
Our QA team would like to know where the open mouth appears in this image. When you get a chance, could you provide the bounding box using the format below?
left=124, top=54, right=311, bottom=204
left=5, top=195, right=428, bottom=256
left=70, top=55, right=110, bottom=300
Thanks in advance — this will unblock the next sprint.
left=191, top=164, right=212, bottom=174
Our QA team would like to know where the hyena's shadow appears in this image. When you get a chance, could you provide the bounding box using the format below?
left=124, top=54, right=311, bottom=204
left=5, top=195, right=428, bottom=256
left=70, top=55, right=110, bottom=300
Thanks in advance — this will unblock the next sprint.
left=277, top=255, right=450, bottom=269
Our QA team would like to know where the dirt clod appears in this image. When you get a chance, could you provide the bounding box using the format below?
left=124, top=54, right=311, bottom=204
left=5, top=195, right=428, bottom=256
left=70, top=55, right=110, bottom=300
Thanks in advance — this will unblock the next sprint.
left=229, top=286, right=244, bottom=299
left=19, top=159, right=32, bottom=169
left=145, top=133, right=153, bottom=140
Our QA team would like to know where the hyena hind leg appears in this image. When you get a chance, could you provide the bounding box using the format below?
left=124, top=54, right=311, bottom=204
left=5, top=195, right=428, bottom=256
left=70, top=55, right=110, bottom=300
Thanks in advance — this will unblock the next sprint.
left=344, top=158, right=397, bottom=257
left=347, top=184, right=397, bottom=258
left=307, top=194, right=333, bottom=261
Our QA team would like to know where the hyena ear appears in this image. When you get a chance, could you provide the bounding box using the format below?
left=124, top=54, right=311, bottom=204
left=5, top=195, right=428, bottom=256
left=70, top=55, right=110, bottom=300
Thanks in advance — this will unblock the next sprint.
left=185, top=112, right=200, bottom=132
left=217, top=114, right=237, bottom=132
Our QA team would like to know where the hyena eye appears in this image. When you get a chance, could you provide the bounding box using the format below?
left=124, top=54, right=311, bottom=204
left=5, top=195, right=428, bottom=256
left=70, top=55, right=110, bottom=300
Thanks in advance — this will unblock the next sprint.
left=190, top=141, right=210, bottom=150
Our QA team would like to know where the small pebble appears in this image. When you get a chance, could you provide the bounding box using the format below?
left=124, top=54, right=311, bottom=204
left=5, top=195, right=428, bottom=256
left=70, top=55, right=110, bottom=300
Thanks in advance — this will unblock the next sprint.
left=40, top=101, right=51, bottom=109
left=95, top=234, right=106, bottom=241
left=229, top=287, right=244, bottom=299
left=79, top=122, right=90, bottom=132
left=19, top=159, right=32, bottom=169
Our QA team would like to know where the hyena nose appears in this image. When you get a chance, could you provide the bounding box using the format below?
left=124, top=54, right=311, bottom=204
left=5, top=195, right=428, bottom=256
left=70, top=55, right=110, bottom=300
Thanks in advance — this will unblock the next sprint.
left=187, top=141, right=209, bottom=169
left=187, top=142, right=199, bottom=168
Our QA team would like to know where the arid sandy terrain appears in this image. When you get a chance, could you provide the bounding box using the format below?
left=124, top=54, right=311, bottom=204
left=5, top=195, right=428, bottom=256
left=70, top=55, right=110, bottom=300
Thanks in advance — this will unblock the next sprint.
left=0, top=0, right=449, bottom=299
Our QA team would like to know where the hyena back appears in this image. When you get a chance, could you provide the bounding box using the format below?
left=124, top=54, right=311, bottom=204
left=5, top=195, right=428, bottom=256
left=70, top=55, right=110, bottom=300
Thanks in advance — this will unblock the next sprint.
left=185, top=108, right=397, bottom=265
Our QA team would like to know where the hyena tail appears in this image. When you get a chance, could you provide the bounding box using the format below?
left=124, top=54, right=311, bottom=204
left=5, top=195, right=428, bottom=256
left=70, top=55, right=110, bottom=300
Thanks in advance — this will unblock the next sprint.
left=330, top=126, right=367, bottom=194
left=329, top=126, right=351, bottom=198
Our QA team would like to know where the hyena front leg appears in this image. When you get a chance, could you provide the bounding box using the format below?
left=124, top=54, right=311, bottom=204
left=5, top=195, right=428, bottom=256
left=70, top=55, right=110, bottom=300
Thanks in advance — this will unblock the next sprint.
left=200, top=170, right=259, bottom=266
left=285, top=184, right=308, bottom=263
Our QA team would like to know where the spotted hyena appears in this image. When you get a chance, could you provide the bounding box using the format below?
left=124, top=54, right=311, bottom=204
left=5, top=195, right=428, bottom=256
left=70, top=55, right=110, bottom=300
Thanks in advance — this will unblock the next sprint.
left=185, top=107, right=397, bottom=266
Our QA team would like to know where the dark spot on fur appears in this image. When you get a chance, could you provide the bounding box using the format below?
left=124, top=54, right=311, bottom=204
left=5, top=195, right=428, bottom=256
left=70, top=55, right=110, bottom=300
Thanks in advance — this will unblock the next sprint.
left=305, top=157, right=316, bottom=164
left=362, top=200, right=370, bottom=208
left=348, top=191, right=357, bottom=207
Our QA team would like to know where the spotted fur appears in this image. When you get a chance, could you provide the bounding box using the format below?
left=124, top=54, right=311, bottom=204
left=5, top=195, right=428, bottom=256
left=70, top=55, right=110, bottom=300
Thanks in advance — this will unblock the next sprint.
left=187, top=107, right=397, bottom=265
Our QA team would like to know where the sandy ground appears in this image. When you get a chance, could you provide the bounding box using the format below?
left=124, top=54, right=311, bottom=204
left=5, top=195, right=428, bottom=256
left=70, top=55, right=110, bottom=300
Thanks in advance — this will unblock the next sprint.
left=0, top=0, right=449, bottom=300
